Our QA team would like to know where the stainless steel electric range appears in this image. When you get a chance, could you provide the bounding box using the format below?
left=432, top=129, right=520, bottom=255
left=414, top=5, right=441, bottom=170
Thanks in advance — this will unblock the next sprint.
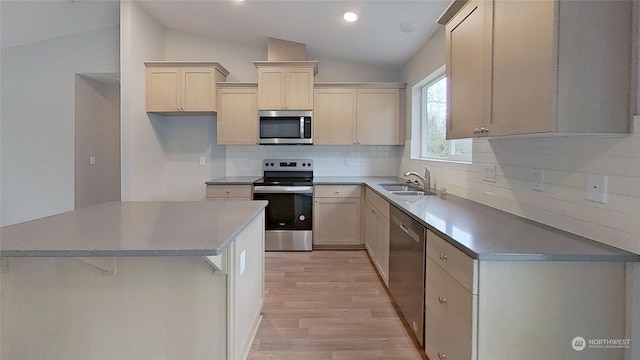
left=252, top=159, right=313, bottom=251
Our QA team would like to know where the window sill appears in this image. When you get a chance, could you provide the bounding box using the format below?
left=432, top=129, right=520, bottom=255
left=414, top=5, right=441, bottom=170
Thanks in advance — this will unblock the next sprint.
left=410, top=156, right=472, bottom=165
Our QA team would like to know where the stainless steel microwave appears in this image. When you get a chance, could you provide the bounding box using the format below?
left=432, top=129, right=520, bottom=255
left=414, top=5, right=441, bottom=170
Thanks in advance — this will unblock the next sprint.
left=258, top=110, right=313, bottom=145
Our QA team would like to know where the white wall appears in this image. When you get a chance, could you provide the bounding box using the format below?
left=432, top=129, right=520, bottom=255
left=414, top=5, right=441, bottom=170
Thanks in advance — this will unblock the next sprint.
left=1, top=26, right=119, bottom=226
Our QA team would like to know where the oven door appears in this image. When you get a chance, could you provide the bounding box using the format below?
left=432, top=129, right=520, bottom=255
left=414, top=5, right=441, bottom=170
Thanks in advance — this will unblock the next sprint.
left=253, top=185, right=313, bottom=251
left=253, top=186, right=313, bottom=230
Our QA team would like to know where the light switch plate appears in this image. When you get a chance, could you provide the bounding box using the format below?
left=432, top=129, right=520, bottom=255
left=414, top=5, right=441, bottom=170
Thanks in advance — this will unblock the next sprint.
left=585, top=174, right=608, bottom=204
left=483, top=165, right=497, bottom=183
left=531, top=169, right=544, bottom=192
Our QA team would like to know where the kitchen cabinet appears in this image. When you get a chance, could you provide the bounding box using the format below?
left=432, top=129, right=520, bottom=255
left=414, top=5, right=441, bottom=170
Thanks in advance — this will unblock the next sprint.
left=314, top=83, right=405, bottom=145
left=206, top=185, right=252, bottom=200
left=364, top=187, right=390, bottom=287
left=145, top=62, right=229, bottom=113
left=217, top=83, right=258, bottom=145
left=445, top=0, right=632, bottom=139
left=253, top=61, right=317, bottom=110
left=313, top=185, right=362, bottom=246
left=425, top=229, right=627, bottom=360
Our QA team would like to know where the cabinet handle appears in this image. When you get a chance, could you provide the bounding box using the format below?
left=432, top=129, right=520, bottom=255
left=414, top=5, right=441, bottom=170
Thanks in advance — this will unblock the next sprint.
left=438, top=353, right=447, bottom=359
left=439, top=253, right=448, bottom=260
left=438, top=296, right=447, bottom=304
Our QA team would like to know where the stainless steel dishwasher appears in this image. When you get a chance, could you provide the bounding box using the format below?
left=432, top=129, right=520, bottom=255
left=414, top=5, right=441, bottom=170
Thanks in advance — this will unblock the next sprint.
left=389, top=206, right=426, bottom=346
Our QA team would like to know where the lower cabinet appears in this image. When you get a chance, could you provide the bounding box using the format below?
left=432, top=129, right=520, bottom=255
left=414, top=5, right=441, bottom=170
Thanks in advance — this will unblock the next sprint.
left=206, top=185, right=252, bottom=200
left=364, top=187, right=390, bottom=287
left=425, top=229, right=627, bottom=360
left=313, top=185, right=362, bottom=246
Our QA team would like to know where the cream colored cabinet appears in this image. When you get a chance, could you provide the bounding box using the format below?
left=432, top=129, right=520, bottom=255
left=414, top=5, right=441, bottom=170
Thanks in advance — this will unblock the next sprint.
left=217, top=84, right=258, bottom=145
left=253, top=61, right=317, bottom=110
left=364, top=187, right=390, bottom=287
left=313, top=185, right=362, bottom=246
left=425, top=229, right=627, bottom=360
left=445, top=0, right=492, bottom=139
left=445, top=0, right=632, bottom=139
left=206, top=185, right=252, bottom=200
left=314, top=84, right=404, bottom=145
left=145, top=62, right=229, bottom=113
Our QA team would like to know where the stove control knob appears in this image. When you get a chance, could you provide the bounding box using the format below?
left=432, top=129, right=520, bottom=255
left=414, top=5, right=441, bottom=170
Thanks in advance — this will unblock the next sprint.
left=307, top=163, right=312, bottom=167
left=270, top=163, right=274, bottom=166
left=299, top=214, right=306, bottom=221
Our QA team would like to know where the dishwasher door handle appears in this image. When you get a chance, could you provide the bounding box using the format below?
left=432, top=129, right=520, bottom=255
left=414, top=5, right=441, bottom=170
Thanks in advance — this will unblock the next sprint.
left=400, top=223, right=410, bottom=234
left=393, top=216, right=421, bottom=243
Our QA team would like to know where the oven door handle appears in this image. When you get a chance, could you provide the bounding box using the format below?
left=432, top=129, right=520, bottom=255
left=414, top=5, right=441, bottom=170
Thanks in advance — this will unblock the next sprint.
left=253, top=186, right=313, bottom=194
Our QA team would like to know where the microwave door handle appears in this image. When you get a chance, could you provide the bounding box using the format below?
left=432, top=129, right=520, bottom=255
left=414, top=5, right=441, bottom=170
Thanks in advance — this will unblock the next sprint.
left=300, top=117, right=304, bottom=139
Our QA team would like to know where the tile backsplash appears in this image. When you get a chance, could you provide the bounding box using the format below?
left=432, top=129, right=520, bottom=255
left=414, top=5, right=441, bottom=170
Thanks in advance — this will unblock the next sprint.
left=226, top=145, right=402, bottom=176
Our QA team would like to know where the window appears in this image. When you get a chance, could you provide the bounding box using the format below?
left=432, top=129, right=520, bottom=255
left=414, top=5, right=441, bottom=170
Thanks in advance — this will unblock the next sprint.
left=412, top=66, right=472, bottom=163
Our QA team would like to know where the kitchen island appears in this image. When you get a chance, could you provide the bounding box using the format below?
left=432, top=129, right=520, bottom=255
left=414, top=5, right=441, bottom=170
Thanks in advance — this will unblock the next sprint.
left=0, top=201, right=267, bottom=360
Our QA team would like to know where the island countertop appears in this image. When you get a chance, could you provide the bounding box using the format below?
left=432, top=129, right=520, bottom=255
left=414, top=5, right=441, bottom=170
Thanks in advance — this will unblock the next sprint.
left=0, top=201, right=268, bottom=257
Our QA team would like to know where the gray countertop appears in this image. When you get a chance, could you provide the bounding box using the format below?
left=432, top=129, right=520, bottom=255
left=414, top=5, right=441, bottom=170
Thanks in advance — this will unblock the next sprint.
left=205, top=176, right=261, bottom=185
left=0, top=201, right=268, bottom=257
left=315, top=176, right=640, bottom=262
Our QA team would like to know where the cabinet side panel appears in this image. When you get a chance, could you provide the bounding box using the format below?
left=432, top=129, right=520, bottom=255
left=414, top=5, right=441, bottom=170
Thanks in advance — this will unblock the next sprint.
left=477, top=261, right=626, bottom=360
left=557, top=0, right=632, bottom=133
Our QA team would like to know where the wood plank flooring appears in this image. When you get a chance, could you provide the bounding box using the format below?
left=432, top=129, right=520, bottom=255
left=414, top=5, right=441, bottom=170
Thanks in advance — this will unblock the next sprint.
left=248, top=250, right=426, bottom=360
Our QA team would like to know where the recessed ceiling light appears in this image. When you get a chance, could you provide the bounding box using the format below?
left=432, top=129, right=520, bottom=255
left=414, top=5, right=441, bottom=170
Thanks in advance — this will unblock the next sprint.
left=399, top=21, right=416, bottom=33
left=343, top=12, right=358, bottom=23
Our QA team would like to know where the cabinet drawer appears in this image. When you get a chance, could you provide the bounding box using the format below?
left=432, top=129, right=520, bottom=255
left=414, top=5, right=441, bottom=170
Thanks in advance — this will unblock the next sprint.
left=426, top=258, right=474, bottom=352
left=365, top=187, right=389, bottom=219
left=427, top=229, right=477, bottom=293
left=206, top=185, right=252, bottom=199
left=425, top=309, right=471, bottom=360
left=314, top=185, right=361, bottom=198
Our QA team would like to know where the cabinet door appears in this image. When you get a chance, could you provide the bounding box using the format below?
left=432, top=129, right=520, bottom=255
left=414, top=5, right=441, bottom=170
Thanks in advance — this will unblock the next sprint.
left=445, top=0, right=492, bottom=139
left=181, top=67, right=217, bottom=111
left=285, top=67, right=314, bottom=110
left=490, top=0, right=556, bottom=136
left=313, top=88, right=357, bottom=144
left=257, top=67, right=286, bottom=110
left=146, top=67, right=181, bottom=112
left=356, top=89, right=400, bottom=145
left=376, top=214, right=390, bottom=287
left=364, top=201, right=378, bottom=259
left=217, top=88, right=258, bottom=145
left=313, top=197, right=361, bottom=246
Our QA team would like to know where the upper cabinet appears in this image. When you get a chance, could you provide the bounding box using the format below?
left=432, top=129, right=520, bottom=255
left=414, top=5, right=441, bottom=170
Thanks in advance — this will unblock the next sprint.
left=217, top=83, right=258, bottom=145
left=314, top=83, right=405, bottom=145
left=145, top=62, right=229, bottom=114
left=444, top=0, right=633, bottom=139
left=253, top=61, right=318, bottom=110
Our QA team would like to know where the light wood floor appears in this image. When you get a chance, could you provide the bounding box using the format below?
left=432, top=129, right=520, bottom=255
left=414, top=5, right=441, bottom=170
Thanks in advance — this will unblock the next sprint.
left=248, top=250, right=427, bottom=360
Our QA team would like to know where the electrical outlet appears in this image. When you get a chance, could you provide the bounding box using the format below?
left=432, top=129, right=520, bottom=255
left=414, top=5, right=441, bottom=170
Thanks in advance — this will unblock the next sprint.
left=585, top=174, right=608, bottom=204
left=89, top=156, right=96, bottom=165
left=345, top=158, right=352, bottom=166
left=199, top=157, right=206, bottom=166
left=483, top=165, right=497, bottom=183
left=531, top=169, right=545, bottom=192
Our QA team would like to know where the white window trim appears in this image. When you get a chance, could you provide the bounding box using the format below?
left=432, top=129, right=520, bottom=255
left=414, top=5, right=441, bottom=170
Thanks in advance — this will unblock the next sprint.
left=410, top=65, right=472, bottom=164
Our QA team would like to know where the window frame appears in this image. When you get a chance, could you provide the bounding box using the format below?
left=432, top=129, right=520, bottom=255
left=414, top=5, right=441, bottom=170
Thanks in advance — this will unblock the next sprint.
left=410, top=66, right=472, bottom=164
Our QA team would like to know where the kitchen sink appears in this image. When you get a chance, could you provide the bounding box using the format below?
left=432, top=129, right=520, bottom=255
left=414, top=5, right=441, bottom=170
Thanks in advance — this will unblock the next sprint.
left=379, top=183, right=437, bottom=196
left=379, top=183, right=422, bottom=191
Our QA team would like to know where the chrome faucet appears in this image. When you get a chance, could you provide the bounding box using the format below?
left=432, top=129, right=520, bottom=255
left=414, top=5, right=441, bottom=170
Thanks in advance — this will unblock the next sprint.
left=404, top=165, right=430, bottom=191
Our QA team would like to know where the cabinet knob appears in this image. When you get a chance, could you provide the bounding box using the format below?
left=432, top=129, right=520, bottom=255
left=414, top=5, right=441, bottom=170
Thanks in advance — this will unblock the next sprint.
left=439, top=253, right=448, bottom=260
left=335, top=191, right=340, bottom=194
left=357, top=141, right=361, bottom=145
left=226, top=190, right=230, bottom=194
left=438, top=296, right=447, bottom=304
left=480, top=126, right=489, bottom=133
left=371, top=209, right=376, bottom=214
left=438, top=353, right=447, bottom=359
left=353, top=141, right=357, bottom=144
left=473, top=128, right=480, bottom=134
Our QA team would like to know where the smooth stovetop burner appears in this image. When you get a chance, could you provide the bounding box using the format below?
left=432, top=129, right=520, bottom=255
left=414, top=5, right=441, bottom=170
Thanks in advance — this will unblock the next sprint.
left=254, top=159, right=314, bottom=186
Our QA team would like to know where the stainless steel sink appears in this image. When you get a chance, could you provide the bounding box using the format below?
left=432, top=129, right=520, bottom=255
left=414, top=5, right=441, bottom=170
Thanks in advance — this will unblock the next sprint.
left=379, top=183, right=422, bottom=191
left=379, top=183, right=437, bottom=196
left=389, top=190, right=426, bottom=196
